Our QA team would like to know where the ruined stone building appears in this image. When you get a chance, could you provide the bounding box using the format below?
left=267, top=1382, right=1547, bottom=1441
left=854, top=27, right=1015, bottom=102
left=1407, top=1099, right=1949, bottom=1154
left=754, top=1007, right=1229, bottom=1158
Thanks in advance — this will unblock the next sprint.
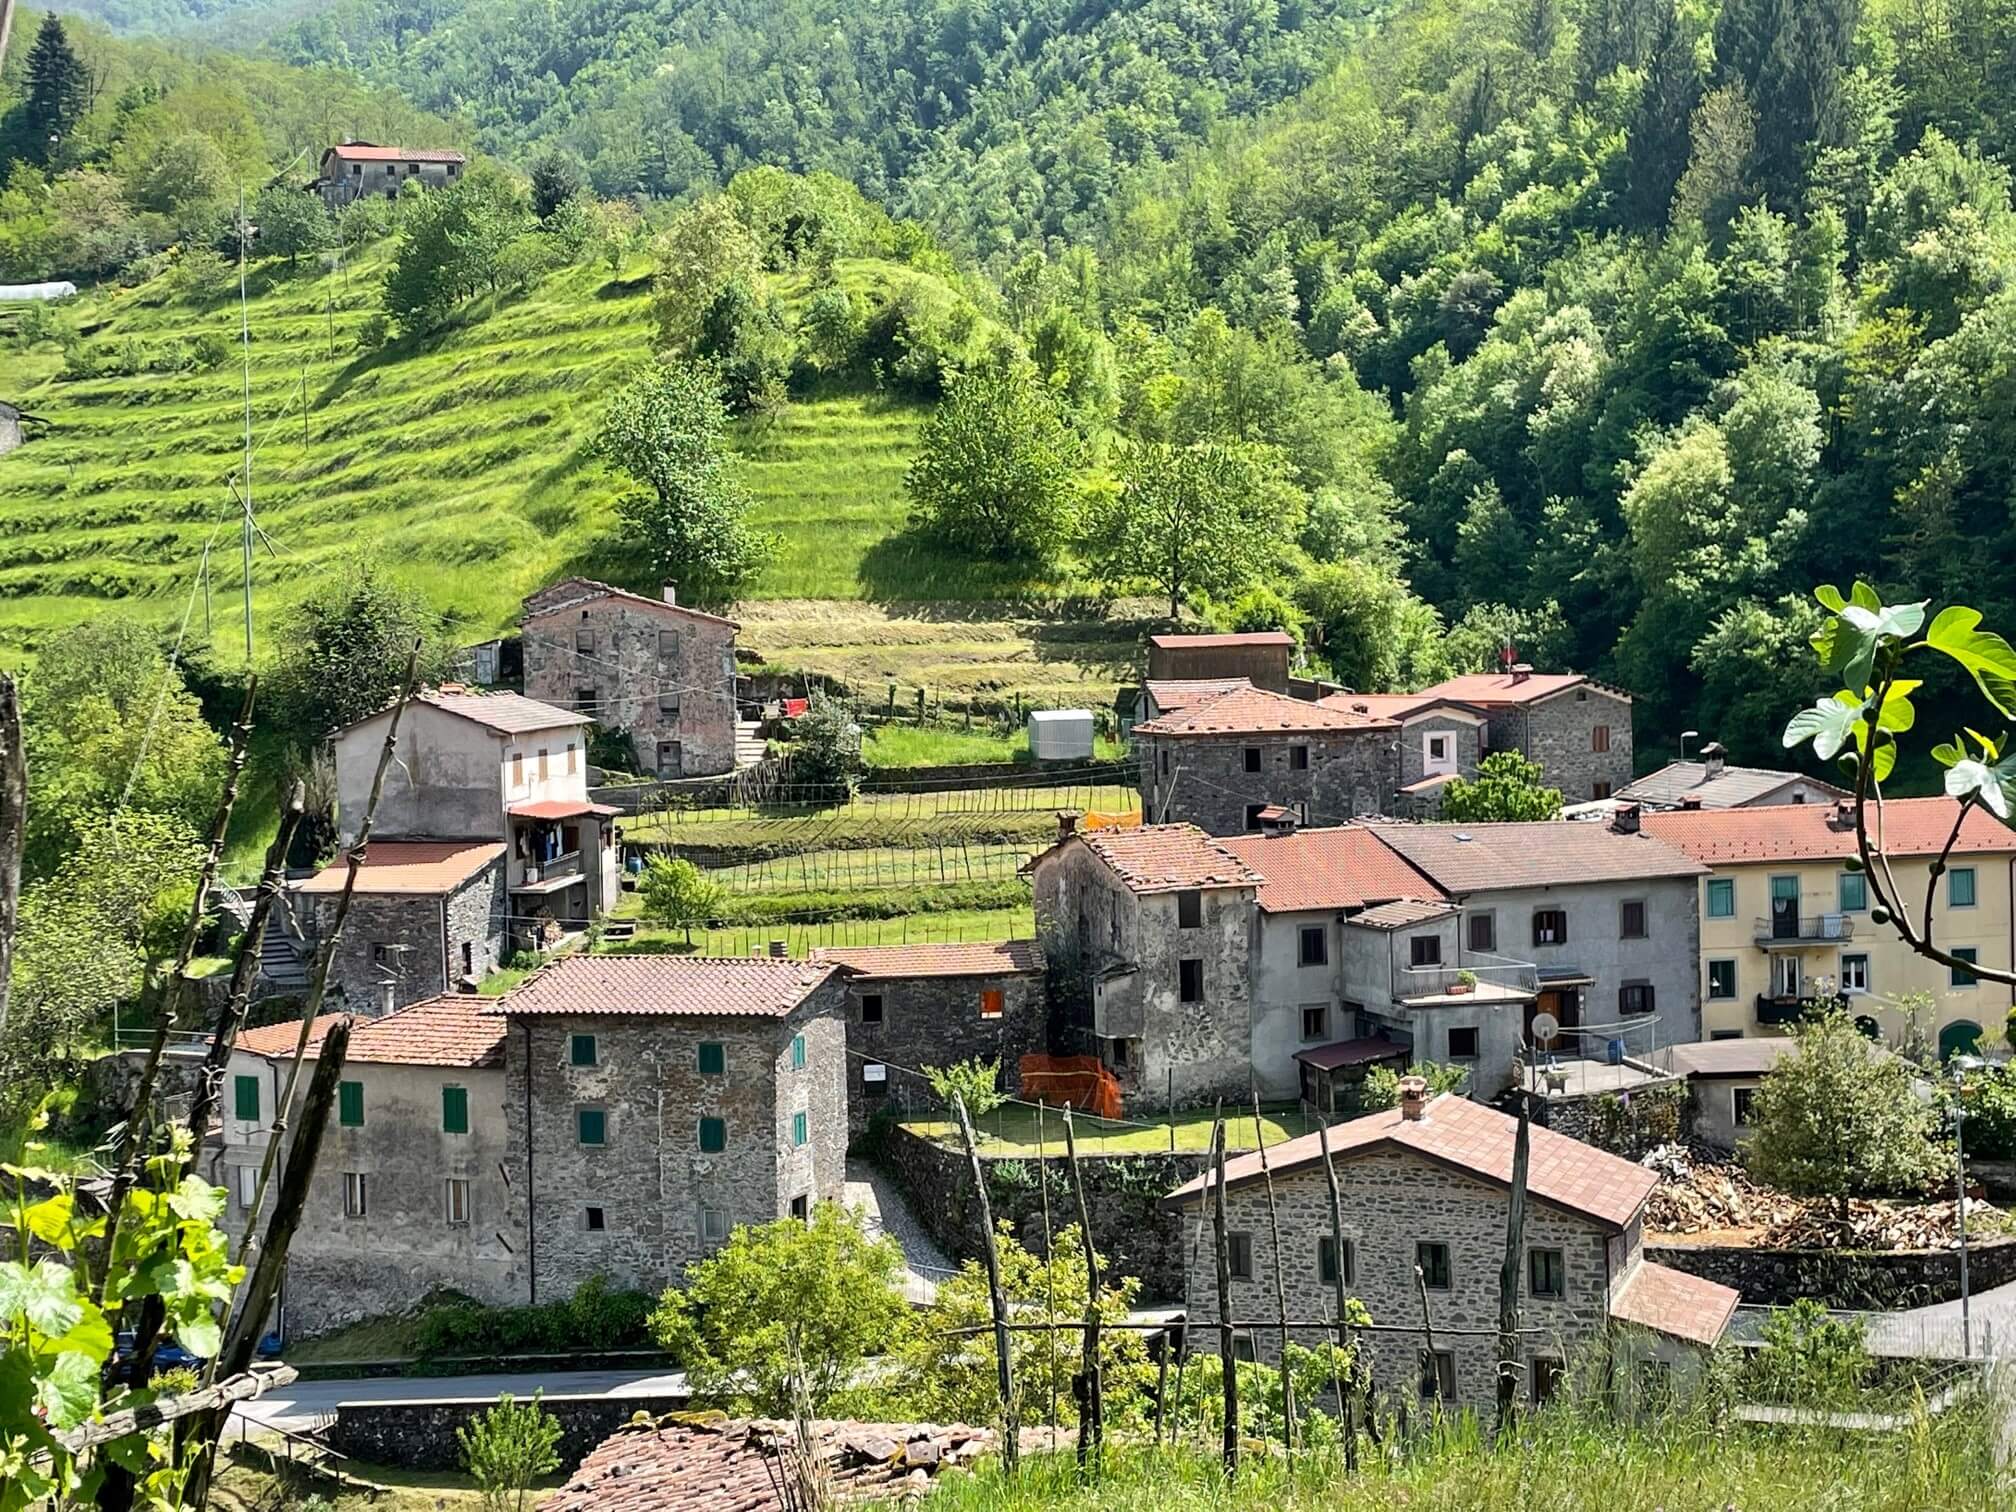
left=520, top=577, right=746, bottom=779
left=1164, top=1085, right=1738, bottom=1412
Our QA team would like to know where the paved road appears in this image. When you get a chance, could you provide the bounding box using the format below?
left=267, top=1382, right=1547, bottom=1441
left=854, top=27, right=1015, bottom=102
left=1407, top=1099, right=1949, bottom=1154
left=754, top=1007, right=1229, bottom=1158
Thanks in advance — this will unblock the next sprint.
left=846, top=1157, right=955, bottom=1303
left=234, top=1366, right=690, bottom=1436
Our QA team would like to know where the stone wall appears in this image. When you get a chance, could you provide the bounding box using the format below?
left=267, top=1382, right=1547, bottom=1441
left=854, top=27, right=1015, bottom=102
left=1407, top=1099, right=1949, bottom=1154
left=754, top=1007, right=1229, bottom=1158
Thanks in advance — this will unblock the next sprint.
left=523, top=591, right=738, bottom=778
left=1486, top=687, right=1634, bottom=802
left=880, top=1124, right=1206, bottom=1299
left=328, top=1389, right=686, bottom=1472
left=843, top=971, right=1045, bottom=1136
left=297, top=863, right=510, bottom=1015
left=1137, top=727, right=1401, bottom=834
left=1648, top=1235, right=2016, bottom=1310
left=1539, top=1078, right=1686, bottom=1157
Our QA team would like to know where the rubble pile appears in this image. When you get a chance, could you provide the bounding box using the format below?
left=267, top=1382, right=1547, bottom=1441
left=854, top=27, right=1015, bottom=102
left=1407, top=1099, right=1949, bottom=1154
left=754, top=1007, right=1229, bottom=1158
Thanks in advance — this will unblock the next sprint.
left=1640, top=1142, right=1996, bottom=1248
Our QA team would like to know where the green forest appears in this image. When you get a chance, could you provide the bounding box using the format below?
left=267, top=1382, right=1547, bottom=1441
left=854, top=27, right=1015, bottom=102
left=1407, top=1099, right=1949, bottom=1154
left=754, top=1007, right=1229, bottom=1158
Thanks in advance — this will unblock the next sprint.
left=7, top=0, right=2016, bottom=767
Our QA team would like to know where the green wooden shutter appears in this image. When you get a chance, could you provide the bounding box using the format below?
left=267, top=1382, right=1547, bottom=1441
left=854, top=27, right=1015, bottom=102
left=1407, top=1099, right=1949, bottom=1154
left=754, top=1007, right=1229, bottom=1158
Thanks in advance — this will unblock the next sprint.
left=699, top=1117, right=726, bottom=1153
left=233, top=1075, right=260, bottom=1123
left=570, top=1033, right=597, bottom=1067
left=577, top=1108, right=607, bottom=1145
left=791, top=1034, right=806, bottom=1070
left=338, top=1081, right=364, bottom=1127
left=792, top=1111, right=808, bottom=1147
left=442, top=1085, right=469, bottom=1135
left=698, top=1042, right=725, bottom=1075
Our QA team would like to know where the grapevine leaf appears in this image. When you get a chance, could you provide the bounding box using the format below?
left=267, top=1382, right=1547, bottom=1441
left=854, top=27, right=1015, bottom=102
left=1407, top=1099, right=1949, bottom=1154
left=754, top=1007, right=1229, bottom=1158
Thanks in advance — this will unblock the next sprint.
left=33, top=1351, right=99, bottom=1432
left=166, top=1177, right=225, bottom=1225
left=0, top=1261, right=82, bottom=1341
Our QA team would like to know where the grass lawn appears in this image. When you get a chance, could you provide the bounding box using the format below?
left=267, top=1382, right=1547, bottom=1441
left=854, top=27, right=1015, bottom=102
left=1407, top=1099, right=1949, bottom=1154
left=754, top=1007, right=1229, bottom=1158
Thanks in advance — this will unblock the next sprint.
left=903, top=1105, right=1314, bottom=1157
left=210, top=1448, right=562, bottom=1508
left=283, top=1309, right=426, bottom=1365
left=863, top=723, right=1131, bottom=768
left=601, top=904, right=1034, bottom=959
left=697, top=840, right=1030, bottom=893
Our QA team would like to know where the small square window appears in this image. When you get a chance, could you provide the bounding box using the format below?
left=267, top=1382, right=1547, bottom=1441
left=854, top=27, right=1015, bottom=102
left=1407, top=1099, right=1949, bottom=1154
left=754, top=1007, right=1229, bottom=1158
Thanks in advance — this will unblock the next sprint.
left=1839, top=872, right=1868, bottom=912
left=1468, top=912, right=1495, bottom=952
left=342, top=1172, right=367, bottom=1219
left=1243, top=747, right=1262, bottom=774
left=235, top=1164, right=257, bottom=1209
left=1950, top=867, right=1978, bottom=908
left=1244, top=803, right=1268, bottom=831
left=699, top=1042, right=726, bottom=1075
left=1620, top=981, right=1655, bottom=1016
left=699, top=1117, right=727, bottom=1153
left=701, top=1206, right=729, bottom=1242
left=1532, top=909, right=1567, bottom=946
left=1529, top=1247, right=1565, bottom=1299
left=1177, top=890, right=1202, bottom=929
left=1232, top=1330, right=1258, bottom=1363
left=1448, top=1027, right=1479, bottom=1059
left=442, top=1085, right=469, bottom=1135
left=1409, top=934, right=1441, bottom=967
left=1707, top=960, right=1737, bottom=1000
left=1179, top=958, right=1203, bottom=1002
left=658, top=691, right=681, bottom=717
left=1290, top=745, right=1309, bottom=771
left=980, top=988, right=1005, bottom=1019
left=1318, top=1235, right=1354, bottom=1286
left=791, top=1193, right=810, bottom=1221
left=1733, top=1087, right=1757, bottom=1126
left=584, top=1205, right=607, bottom=1233
left=1706, top=879, right=1735, bottom=918
left=577, top=1108, right=607, bottom=1146
left=576, top=686, right=600, bottom=715
left=1841, top=953, right=1869, bottom=994
left=570, top=1033, right=598, bottom=1067
left=1227, top=1232, right=1254, bottom=1281
left=1592, top=780, right=1613, bottom=800
left=233, top=1074, right=260, bottom=1123
left=792, top=1110, right=809, bottom=1147
left=1429, top=735, right=1448, bottom=761
left=338, top=1080, right=364, bottom=1128
left=658, top=628, right=681, bottom=658
left=1299, top=926, right=1328, bottom=967
left=860, top=993, right=884, bottom=1025
left=1301, top=1005, right=1328, bottom=1042
left=575, top=626, right=595, bottom=653
left=1111, top=1037, right=1130, bottom=1067
left=1419, top=1348, right=1456, bottom=1401
left=1952, top=947, right=1979, bottom=987
left=1417, top=1241, right=1451, bottom=1290
left=1621, top=899, right=1647, bottom=939
left=791, top=1033, right=807, bottom=1070
left=444, top=1177, right=470, bottom=1226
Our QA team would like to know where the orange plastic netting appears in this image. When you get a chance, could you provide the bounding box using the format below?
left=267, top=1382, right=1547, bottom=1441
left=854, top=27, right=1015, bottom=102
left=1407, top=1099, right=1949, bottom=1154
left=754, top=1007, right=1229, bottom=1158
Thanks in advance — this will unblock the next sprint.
left=1018, top=1054, right=1124, bottom=1120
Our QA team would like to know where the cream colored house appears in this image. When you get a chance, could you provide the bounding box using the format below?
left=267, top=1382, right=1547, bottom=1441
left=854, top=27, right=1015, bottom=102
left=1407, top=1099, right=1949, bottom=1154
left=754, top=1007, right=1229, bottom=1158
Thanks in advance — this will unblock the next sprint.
left=1643, top=799, right=2016, bottom=1057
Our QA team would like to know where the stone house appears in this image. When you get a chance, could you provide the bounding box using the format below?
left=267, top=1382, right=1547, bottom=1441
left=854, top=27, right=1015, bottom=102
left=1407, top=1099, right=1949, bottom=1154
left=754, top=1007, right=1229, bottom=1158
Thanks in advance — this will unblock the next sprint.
left=1406, top=667, right=1634, bottom=802
left=1316, top=694, right=1491, bottom=816
left=811, top=941, right=1047, bottom=1135
left=315, top=143, right=466, bottom=207
left=286, top=841, right=505, bottom=1013
left=1363, top=812, right=1706, bottom=1094
left=1131, top=678, right=1254, bottom=731
left=1617, top=743, right=1848, bottom=811
left=520, top=577, right=746, bottom=779
left=213, top=998, right=520, bottom=1338
left=493, top=955, right=850, bottom=1303
left=1134, top=685, right=1401, bottom=835
left=1163, top=1085, right=1739, bottom=1412
left=325, top=687, right=619, bottom=945
left=1146, top=632, right=1294, bottom=692
left=1027, top=822, right=1264, bottom=1109
left=1643, top=797, right=2016, bottom=1055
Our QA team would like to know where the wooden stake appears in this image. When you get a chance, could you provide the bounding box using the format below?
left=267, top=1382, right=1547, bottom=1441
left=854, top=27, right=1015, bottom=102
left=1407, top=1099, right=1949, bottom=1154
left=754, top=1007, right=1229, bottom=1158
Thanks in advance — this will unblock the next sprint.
left=0, top=676, right=22, bottom=1038
left=1251, top=1093, right=1297, bottom=1467
left=953, top=1092, right=1017, bottom=1474
left=1037, top=1099, right=1058, bottom=1433
left=1062, top=1105, right=1102, bottom=1473
left=1316, top=1115, right=1356, bottom=1469
left=1495, top=1092, right=1532, bottom=1438
left=1416, top=1261, right=1439, bottom=1420
left=1210, top=1112, right=1239, bottom=1477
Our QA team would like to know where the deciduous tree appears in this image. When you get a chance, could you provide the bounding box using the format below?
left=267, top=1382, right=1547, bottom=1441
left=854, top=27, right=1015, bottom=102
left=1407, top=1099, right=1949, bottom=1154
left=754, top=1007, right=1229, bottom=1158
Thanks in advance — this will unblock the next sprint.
left=1080, top=441, right=1290, bottom=617
left=637, top=855, right=725, bottom=944
left=1438, top=751, right=1565, bottom=822
left=905, top=366, right=1081, bottom=561
left=266, top=562, right=452, bottom=752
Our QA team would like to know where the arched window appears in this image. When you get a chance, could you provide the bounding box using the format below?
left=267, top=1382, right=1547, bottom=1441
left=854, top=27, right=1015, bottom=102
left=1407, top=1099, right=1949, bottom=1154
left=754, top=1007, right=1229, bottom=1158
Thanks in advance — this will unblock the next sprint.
left=1938, top=1020, right=1983, bottom=1062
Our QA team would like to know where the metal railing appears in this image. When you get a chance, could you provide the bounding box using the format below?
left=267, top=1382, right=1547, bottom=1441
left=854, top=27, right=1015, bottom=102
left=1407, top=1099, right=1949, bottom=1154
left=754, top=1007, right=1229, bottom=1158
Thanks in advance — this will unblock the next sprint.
left=519, top=849, right=583, bottom=885
left=1754, top=913, right=1855, bottom=944
left=1397, top=962, right=1540, bottom=998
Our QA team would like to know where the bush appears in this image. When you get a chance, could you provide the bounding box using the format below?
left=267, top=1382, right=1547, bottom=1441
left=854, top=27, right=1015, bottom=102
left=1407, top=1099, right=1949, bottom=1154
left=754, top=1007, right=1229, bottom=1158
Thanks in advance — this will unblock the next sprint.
left=188, top=331, right=232, bottom=370
left=1360, top=1061, right=1468, bottom=1111
left=356, top=311, right=389, bottom=352
left=1960, top=1062, right=2016, bottom=1160
left=458, top=1392, right=562, bottom=1512
left=414, top=1276, right=653, bottom=1358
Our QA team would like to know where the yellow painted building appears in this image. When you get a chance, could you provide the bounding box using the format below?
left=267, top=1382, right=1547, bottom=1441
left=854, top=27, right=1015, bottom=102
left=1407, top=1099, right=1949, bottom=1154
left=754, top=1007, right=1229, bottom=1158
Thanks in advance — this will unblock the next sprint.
left=1644, top=798, right=2016, bottom=1058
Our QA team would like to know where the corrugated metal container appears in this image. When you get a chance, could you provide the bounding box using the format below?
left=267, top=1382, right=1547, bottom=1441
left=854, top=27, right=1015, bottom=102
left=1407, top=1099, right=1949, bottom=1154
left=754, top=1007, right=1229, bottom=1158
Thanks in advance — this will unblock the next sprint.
left=1027, top=708, right=1095, bottom=761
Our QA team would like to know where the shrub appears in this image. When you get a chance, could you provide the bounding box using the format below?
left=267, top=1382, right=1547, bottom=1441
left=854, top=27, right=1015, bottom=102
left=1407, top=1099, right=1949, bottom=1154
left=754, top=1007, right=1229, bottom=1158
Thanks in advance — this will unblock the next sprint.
left=458, top=1392, right=562, bottom=1512
left=923, top=1056, right=1007, bottom=1122
left=188, top=331, right=231, bottom=370
left=414, top=1276, right=653, bottom=1358
left=1360, top=1061, right=1468, bottom=1111
left=1750, top=1298, right=1871, bottom=1406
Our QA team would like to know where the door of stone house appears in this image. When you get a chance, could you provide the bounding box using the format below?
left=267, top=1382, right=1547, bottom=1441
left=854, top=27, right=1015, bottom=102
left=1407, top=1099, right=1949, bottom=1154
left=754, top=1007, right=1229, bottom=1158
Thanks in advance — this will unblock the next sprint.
left=657, top=739, right=682, bottom=778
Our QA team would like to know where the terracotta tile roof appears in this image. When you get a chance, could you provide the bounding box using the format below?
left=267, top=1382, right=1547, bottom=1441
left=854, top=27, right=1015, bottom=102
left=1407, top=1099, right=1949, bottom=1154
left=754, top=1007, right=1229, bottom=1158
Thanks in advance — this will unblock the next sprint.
left=1148, top=632, right=1294, bottom=650
left=521, top=575, right=740, bottom=630
left=1618, top=760, right=1847, bottom=810
left=1165, top=1094, right=1658, bottom=1233
left=493, top=955, right=836, bottom=1018
left=293, top=841, right=504, bottom=895
left=1143, top=678, right=1253, bottom=712
left=235, top=1014, right=345, bottom=1060
left=338, top=995, right=505, bottom=1068
left=323, top=143, right=465, bottom=163
left=1641, top=796, right=2016, bottom=865
left=1351, top=898, right=1457, bottom=929
left=416, top=687, right=591, bottom=734
left=1075, top=823, right=1265, bottom=894
left=1365, top=821, right=1707, bottom=893
left=1317, top=692, right=1488, bottom=723
left=814, top=940, right=1044, bottom=979
left=1132, top=685, right=1397, bottom=738
left=1218, top=826, right=1447, bottom=914
left=1416, top=670, right=1626, bottom=706
left=1609, top=1260, right=1740, bottom=1346
left=1293, top=1037, right=1410, bottom=1072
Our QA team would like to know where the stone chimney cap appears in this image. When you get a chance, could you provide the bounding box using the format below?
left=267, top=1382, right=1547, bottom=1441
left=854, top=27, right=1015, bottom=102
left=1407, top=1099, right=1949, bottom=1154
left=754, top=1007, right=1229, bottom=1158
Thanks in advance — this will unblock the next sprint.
left=1509, top=663, right=1533, bottom=683
left=1611, top=803, right=1641, bottom=835
left=1398, top=1075, right=1429, bottom=1120
left=1057, top=811, right=1079, bottom=840
left=768, top=939, right=788, bottom=958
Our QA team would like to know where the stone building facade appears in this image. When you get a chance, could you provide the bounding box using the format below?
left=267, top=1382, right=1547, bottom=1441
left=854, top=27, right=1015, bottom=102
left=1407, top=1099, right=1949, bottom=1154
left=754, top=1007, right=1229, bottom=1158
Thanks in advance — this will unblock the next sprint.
left=521, top=577, right=741, bottom=779
left=1135, top=685, right=1401, bottom=835
left=812, top=942, right=1047, bottom=1135
left=1407, top=669, right=1634, bottom=802
left=1164, top=1090, right=1738, bottom=1412
left=496, top=956, right=850, bottom=1303
left=214, top=998, right=522, bottom=1338
left=287, top=842, right=507, bottom=1013
left=316, top=143, right=465, bottom=207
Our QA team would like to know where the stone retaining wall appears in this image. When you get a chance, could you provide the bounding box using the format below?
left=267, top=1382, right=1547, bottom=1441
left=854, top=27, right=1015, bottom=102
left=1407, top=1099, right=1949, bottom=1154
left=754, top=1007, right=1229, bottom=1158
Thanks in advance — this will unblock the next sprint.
left=1648, top=1234, right=2016, bottom=1310
left=328, top=1389, right=686, bottom=1472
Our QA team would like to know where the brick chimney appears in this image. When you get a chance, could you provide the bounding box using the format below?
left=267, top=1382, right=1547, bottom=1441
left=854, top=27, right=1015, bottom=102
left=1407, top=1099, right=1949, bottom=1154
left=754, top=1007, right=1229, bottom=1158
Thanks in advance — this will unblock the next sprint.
left=1611, top=803, right=1641, bottom=835
left=662, top=580, right=678, bottom=606
left=1700, top=740, right=1726, bottom=781
left=1509, top=663, right=1533, bottom=685
left=768, top=939, right=788, bottom=958
left=1398, top=1075, right=1430, bottom=1121
left=1057, top=811, right=1079, bottom=841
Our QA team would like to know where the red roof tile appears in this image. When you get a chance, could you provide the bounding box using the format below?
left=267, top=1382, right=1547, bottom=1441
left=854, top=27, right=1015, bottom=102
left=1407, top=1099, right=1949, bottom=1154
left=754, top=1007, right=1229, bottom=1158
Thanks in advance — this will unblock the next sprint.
left=1316, top=692, right=1490, bottom=723
left=1074, top=823, right=1265, bottom=894
left=1609, top=1260, right=1740, bottom=1346
left=1148, top=632, right=1294, bottom=650
left=1365, top=820, right=1706, bottom=892
left=337, top=688, right=588, bottom=737
left=1641, top=796, right=2016, bottom=865
left=338, top=995, right=505, bottom=1068
left=508, top=799, right=620, bottom=820
left=235, top=1014, right=345, bottom=1060
left=323, top=143, right=465, bottom=163
left=1166, top=1094, right=1658, bottom=1232
left=1143, top=678, right=1254, bottom=712
left=1416, top=671, right=1625, bottom=706
left=814, top=940, right=1044, bottom=979
left=1218, top=826, right=1447, bottom=913
left=494, top=955, right=836, bottom=1018
left=521, top=575, right=740, bottom=630
left=1132, top=685, right=1396, bottom=738
left=293, top=841, right=504, bottom=895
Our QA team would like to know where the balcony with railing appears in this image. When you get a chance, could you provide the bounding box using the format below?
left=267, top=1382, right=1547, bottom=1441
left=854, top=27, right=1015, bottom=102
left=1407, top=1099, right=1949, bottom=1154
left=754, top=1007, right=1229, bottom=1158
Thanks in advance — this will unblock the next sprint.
left=1756, top=992, right=1826, bottom=1026
left=1396, top=962, right=1540, bottom=1008
left=1753, top=913, right=1855, bottom=947
left=512, top=848, right=584, bottom=894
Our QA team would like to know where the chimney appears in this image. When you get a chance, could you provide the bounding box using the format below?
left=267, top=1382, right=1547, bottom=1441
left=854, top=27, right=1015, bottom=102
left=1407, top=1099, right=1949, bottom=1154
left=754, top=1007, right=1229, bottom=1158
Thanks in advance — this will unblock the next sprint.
left=1509, top=663, right=1533, bottom=685
left=438, top=681, right=466, bottom=695
left=1398, top=1075, right=1430, bottom=1121
left=1700, top=741, right=1726, bottom=781
left=662, top=580, right=678, bottom=606
left=1258, top=805, right=1297, bottom=838
left=1830, top=798, right=1856, bottom=830
left=378, top=981, right=397, bottom=1016
left=1679, top=794, right=1703, bottom=811
left=1057, top=811, right=1079, bottom=841
left=769, top=938, right=788, bottom=958
left=1611, top=803, right=1641, bottom=835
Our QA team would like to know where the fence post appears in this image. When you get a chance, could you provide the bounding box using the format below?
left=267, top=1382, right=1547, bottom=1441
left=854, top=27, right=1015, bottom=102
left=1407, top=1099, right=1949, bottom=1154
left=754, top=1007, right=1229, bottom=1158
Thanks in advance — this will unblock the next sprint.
left=1251, top=1092, right=1296, bottom=1469
left=1317, top=1115, right=1356, bottom=1469
left=1062, top=1105, right=1103, bottom=1475
left=1038, top=1101, right=1058, bottom=1432
left=954, top=1092, right=1018, bottom=1474
left=1495, top=1093, right=1532, bottom=1439
left=1210, top=1111, right=1239, bottom=1477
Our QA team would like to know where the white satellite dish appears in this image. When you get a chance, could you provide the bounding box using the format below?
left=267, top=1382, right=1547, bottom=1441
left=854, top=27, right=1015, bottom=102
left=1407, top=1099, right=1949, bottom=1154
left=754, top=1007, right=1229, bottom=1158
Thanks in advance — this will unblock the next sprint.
left=1530, top=1012, right=1560, bottom=1040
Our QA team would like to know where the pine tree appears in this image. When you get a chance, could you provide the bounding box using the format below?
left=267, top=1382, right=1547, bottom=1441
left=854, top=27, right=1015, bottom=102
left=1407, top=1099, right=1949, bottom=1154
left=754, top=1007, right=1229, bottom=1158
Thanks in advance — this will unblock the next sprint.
left=1711, top=0, right=1861, bottom=211
left=23, top=16, right=91, bottom=164
left=1622, top=2, right=1705, bottom=230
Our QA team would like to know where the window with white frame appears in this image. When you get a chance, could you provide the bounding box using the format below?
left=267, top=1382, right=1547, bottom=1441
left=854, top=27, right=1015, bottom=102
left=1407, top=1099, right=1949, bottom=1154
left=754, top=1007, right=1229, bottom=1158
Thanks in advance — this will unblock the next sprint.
left=342, top=1172, right=367, bottom=1219
left=1840, top=953, right=1870, bottom=994
left=444, top=1177, right=470, bottom=1225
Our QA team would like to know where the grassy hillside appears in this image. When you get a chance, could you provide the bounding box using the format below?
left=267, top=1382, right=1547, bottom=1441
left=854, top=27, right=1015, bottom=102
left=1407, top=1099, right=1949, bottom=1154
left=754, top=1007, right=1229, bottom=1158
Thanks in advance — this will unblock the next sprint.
left=0, top=247, right=972, bottom=662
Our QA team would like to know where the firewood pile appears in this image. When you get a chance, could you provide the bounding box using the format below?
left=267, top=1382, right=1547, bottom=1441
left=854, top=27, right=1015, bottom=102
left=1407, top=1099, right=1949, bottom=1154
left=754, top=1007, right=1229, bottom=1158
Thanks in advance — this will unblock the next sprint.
left=1641, top=1143, right=1992, bottom=1248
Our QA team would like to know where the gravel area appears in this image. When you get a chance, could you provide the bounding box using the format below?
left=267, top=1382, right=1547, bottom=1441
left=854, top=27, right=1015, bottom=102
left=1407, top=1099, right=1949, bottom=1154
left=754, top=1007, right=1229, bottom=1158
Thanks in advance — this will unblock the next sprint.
left=845, top=1158, right=956, bottom=1304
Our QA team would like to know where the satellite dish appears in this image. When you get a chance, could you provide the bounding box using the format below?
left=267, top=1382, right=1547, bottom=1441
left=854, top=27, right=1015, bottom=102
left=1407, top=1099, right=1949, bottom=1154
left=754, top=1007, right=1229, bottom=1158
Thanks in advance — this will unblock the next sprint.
left=1531, top=1013, right=1560, bottom=1040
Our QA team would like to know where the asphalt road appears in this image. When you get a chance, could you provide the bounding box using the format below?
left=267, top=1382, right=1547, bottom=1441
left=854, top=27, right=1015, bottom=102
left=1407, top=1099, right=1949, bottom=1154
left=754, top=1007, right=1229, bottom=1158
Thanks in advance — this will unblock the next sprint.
left=233, top=1366, right=690, bottom=1436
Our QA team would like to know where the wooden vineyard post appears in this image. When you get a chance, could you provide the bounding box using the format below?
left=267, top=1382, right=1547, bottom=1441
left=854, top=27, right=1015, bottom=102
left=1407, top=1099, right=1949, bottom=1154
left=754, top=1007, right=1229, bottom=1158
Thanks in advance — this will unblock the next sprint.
left=1316, top=1115, right=1356, bottom=1469
left=1416, top=1260, right=1439, bottom=1424
left=954, top=1092, right=1018, bottom=1474
left=1062, top=1105, right=1103, bottom=1474
left=1496, top=1092, right=1532, bottom=1438
left=1211, top=1112, right=1239, bottom=1477
left=1251, top=1092, right=1296, bottom=1468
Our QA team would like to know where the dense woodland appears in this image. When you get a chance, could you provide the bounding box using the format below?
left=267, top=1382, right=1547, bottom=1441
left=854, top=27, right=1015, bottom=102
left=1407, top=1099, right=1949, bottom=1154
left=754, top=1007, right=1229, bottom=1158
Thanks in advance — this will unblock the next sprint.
left=7, top=0, right=2016, bottom=769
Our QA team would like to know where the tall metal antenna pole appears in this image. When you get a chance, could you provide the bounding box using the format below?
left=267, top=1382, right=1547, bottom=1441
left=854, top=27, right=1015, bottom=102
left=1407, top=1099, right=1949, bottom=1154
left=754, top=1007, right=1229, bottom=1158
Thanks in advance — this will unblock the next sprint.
left=238, top=184, right=255, bottom=663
